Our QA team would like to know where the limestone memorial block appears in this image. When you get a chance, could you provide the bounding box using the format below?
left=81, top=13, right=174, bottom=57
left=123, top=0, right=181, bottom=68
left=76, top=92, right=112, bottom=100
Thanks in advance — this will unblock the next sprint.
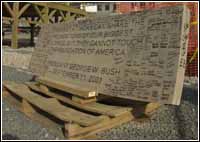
left=29, top=5, right=190, bottom=105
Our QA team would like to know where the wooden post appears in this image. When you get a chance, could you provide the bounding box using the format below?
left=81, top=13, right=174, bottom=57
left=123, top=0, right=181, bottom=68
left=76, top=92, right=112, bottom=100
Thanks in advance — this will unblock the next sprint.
left=43, top=6, right=49, bottom=24
left=30, top=17, right=35, bottom=46
left=11, top=2, right=19, bottom=48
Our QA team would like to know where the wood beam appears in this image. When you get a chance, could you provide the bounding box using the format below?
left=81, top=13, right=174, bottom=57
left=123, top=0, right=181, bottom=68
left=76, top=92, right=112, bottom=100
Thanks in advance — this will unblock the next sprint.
left=18, top=3, right=31, bottom=18
left=11, top=2, right=19, bottom=48
left=49, top=9, right=57, bottom=19
left=59, top=10, right=76, bottom=22
left=48, top=10, right=57, bottom=23
left=33, top=5, right=44, bottom=21
left=4, top=2, right=14, bottom=17
left=65, top=14, right=76, bottom=22
left=28, top=2, right=87, bottom=16
left=59, top=10, right=66, bottom=21
left=43, top=6, right=49, bottom=24
left=33, top=5, right=49, bottom=24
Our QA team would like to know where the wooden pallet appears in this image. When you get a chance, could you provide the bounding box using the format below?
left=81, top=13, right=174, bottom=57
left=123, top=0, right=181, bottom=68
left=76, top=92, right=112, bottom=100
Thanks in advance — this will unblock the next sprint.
left=2, top=80, right=160, bottom=140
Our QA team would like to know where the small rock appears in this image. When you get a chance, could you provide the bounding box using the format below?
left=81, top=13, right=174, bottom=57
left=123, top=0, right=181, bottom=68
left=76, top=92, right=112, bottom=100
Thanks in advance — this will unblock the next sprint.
left=41, top=128, right=46, bottom=132
left=55, top=137, right=59, bottom=140
left=44, top=133, right=48, bottom=138
left=5, top=108, right=10, bottom=111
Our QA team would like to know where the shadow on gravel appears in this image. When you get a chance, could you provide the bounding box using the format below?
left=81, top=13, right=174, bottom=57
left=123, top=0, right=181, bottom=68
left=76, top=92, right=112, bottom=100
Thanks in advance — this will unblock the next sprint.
left=173, top=85, right=198, bottom=140
left=182, top=86, right=198, bottom=106
left=2, top=133, right=20, bottom=140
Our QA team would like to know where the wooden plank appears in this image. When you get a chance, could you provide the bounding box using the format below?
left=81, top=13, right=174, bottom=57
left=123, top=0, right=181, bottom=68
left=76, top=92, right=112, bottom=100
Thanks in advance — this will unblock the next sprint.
left=97, top=94, right=161, bottom=116
left=26, top=82, right=133, bottom=117
left=39, top=84, right=49, bottom=92
left=72, top=96, right=97, bottom=104
left=22, top=99, right=36, bottom=114
left=86, top=102, right=133, bottom=117
left=144, top=103, right=161, bottom=116
left=3, top=81, right=106, bottom=127
left=65, top=111, right=134, bottom=139
left=37, top=77, right=97, bottom=98
left=81, top=134, right=98, bottom=140
left=21, top=98, right=63, bottom=129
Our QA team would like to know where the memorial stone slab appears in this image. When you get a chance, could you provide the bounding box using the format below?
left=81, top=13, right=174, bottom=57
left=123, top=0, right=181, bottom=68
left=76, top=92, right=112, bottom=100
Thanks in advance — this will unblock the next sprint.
left=29, top=5, right=190, bottom=105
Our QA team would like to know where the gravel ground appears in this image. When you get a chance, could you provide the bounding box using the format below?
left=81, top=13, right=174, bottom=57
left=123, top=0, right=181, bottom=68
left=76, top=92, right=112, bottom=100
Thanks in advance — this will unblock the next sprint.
left=2, top=66, right=33, bottom=83
left=2, top=66, right=65, bottom=140
left=2, top=66, right=198, bottom=140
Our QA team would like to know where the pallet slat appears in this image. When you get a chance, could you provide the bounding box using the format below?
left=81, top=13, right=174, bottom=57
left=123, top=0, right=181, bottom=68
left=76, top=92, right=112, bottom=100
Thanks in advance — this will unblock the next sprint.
left=72, top=96, right=97, bottom=104
left=3, top=90, right=66, bottom=138
left=3, top=80, right=160, bottom=140
left=65, top=111, right=134, bottom=139
left=26, top=82, right=133, bottom=117
left=37, top=77, right=97, bottom=98
left=3, top=81, right=106, bottom=127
